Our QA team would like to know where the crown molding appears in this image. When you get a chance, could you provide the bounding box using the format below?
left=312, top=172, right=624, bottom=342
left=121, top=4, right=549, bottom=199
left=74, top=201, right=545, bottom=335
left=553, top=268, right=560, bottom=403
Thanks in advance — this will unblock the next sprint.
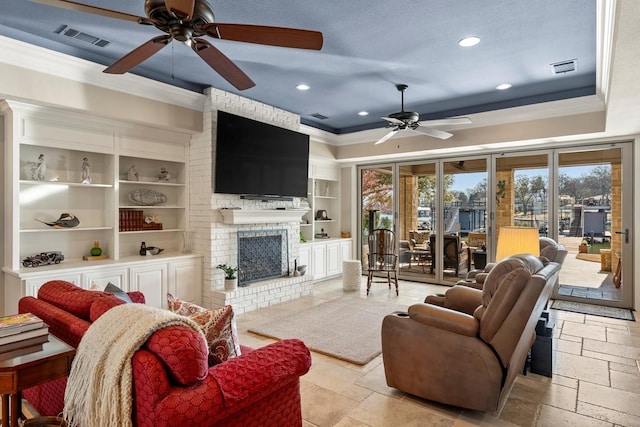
left=0, top=35, right=206, bottom=111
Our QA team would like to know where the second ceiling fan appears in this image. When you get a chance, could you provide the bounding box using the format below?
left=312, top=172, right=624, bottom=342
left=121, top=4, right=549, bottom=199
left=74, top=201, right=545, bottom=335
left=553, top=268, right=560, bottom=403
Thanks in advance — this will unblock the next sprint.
left=376, top=84, right=472, bottom=145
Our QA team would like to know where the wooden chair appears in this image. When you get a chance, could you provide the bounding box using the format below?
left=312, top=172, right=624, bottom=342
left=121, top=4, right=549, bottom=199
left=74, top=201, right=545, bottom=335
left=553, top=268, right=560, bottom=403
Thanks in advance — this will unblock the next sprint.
left=429, top=234, right=468, bottom=276
left=366, top=229, right=399, bottom=296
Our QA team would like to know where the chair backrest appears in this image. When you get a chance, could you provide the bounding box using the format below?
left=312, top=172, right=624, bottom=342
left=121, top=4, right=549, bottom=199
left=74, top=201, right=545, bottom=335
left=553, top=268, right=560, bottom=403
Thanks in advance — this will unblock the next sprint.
left=429, top=234, right=462, bottom=266
left=467, top=232, right=486, bottom=248
left=474, top=254, right=559, bottom=368
left=539, top=237, right=568, bottom=265
left=368, top=229, right=397, bottom=271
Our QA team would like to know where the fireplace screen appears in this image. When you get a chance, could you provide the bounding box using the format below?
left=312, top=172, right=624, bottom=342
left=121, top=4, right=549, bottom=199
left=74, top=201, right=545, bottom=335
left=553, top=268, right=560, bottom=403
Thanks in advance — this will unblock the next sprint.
left=237, top=229, right=289, bottom=286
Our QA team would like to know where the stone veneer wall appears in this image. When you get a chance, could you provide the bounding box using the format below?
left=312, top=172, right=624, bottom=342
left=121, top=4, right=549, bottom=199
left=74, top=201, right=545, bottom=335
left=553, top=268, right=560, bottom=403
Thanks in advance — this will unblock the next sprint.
left=190, top=87, right=307, bottom=310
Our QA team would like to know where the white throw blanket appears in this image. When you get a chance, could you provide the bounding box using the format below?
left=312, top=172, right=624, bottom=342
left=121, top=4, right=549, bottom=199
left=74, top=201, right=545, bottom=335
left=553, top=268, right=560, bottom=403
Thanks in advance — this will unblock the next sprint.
left=63, top=303, right=204, bottom=427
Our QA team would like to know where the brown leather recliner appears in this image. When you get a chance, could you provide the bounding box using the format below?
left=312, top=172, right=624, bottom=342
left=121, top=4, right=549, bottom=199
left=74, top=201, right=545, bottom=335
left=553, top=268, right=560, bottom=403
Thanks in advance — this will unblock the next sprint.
left=381, top=254, right=560, bottom=412
left=457, top=236, right=567, bottom=290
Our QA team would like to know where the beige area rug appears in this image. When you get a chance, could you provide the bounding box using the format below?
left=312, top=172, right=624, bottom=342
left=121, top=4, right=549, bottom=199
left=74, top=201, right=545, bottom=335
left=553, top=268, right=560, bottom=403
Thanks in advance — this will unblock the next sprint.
left=249, top=297, right=408, bottom=365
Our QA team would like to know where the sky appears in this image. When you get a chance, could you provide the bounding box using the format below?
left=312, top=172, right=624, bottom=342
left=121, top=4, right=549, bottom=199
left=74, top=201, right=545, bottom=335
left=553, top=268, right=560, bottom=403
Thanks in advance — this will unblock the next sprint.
left=450, top=165, right=604, bottom=192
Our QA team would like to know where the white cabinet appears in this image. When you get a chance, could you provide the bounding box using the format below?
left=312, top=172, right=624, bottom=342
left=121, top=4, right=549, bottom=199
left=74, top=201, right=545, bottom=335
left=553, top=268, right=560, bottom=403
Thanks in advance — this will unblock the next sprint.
left=312, top=244, right=327, bottom=279
left=168, top=258, right=201, bottom=304
left=83, top=267, right=128, bottom=291
left=129, top=263, right=168, bottom=309
left=326, top=241, right=340, bottom=277
left=2, top=254, right=202, bottom=314
left=301, top=238, right=352, bottom=280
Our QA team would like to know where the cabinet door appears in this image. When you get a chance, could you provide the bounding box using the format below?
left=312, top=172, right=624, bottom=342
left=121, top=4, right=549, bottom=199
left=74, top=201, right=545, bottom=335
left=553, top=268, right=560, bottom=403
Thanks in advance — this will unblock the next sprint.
left=26, top=272, right=82, bottom=297
left=129, top=263, right=167, bottom=308
left=339, top=239, right=353, bottom=273
left=312, top=244, right=327, bottom=279
left=326, top=242, right=340, bottom=277
left=168, top=259, right=201, bottom=304
left=299, top=244, right=312, bottom=275
left=82, top=268, right=128, bottom=291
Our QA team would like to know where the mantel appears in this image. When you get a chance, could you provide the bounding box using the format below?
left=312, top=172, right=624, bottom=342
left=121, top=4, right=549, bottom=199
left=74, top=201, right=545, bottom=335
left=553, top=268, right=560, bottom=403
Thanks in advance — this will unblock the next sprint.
left=219, top=209, right=308, bottom=225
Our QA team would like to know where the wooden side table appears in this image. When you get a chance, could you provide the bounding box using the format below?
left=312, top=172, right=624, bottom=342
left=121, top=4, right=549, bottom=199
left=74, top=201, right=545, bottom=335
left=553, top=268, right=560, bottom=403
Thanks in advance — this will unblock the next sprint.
left=0, top=335, right=75, bottom=427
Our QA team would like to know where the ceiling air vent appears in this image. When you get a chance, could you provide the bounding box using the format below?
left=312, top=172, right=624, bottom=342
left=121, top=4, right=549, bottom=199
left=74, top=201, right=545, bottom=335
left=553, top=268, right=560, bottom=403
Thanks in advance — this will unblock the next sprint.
left=54, top=25, right=110, bottom=48
left=310, top=113, right=329, bottom=120
left=551, top=59, right=577, bottom=75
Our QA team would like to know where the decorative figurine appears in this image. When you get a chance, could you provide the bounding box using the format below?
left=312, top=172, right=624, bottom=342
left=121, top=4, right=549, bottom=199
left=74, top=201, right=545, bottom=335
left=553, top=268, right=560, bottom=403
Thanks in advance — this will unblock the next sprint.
left=36, top=213, right=80, bottom=228
left=158, top=167, right=171, bottom=182
left=30, top=154, right=47, bottom=181
left=139, top=242, right=147, bottom=256
left=81, top=157, right=91, bottom=184
left=22, top=251, right=64, bottom=268
left=128, top=165, right=139, bottom=181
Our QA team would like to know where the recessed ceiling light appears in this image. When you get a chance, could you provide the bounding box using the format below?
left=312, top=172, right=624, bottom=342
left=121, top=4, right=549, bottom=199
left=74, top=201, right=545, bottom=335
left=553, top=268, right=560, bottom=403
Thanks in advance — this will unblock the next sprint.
left=296, top=84, right=310, bottom=91
left=496, top=83, right=512, bottom=90
left=458, top=36, right=480, bottom=47
left=358, top=111, right=369, bottom=116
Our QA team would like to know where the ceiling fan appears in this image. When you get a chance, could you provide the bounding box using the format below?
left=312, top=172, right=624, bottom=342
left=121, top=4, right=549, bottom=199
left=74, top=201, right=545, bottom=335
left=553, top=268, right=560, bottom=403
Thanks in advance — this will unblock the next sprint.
left=375, top=84, right=472, bottom=145
left=29, top=0, right=323, bottom=90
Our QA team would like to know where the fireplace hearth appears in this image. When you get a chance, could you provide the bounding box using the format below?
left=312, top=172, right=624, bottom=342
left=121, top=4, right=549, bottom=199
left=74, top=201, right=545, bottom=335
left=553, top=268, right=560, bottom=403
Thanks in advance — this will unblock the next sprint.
left=237, top=229, right=288, bottom=286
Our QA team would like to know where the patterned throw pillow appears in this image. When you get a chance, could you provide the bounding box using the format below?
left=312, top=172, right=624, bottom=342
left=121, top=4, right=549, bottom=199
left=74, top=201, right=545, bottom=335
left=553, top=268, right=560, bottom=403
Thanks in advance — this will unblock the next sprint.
left=167, top=294, right=241, bottom=366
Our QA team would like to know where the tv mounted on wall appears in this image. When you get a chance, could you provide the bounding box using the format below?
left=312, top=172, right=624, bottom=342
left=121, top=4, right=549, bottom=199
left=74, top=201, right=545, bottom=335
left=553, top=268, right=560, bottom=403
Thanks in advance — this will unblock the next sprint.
left=214, top=111, right=310, bottom=200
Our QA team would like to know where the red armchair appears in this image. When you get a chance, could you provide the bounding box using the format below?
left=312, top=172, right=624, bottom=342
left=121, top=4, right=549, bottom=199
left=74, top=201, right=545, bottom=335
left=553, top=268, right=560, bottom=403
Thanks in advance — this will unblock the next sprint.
left=18, top=280, right=311, bottom=426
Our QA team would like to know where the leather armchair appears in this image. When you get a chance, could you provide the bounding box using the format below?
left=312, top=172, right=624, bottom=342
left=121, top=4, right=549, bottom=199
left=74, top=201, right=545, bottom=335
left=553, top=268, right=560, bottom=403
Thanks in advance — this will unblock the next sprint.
left=457, top=236, right=567, bottom=290
left=382, top=255, right=560, bottom=411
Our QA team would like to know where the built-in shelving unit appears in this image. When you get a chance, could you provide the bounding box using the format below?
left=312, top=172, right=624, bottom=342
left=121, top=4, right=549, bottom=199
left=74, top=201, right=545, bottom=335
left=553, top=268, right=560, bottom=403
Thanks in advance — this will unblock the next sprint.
left=2, top=100, right=201, bottom=314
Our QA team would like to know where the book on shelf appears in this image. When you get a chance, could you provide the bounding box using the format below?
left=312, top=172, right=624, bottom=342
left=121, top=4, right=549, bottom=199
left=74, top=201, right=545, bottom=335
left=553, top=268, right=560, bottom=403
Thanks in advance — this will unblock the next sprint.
left=0, top=324, right=49, bottom=346
left=0, top=313, right=45, bottom=337
left=0, top=333, right=49, bottom=354
left=0, top=343, right=45, bottom=362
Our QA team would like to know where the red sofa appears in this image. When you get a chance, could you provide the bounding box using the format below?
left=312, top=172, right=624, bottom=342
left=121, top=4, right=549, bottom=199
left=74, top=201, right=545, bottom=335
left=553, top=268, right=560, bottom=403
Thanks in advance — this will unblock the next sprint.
left=18, top=280, right=312, bottom=426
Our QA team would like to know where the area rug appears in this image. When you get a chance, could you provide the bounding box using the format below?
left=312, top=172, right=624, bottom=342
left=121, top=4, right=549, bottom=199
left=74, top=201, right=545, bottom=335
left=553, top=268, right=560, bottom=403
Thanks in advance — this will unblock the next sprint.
left=551, top=300, right=635, bottom=321
left=249, top=297, right=408, bottom=365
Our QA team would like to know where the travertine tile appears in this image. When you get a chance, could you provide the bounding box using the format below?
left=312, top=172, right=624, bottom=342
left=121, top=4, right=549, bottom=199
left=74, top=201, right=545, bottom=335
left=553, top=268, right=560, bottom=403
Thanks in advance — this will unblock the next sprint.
left=348, top=392, right=456, bottom=427
left=301, top=382, right=360, bottom=427
left=555, top=337, right=583, bottom=355
left=606, top=330, right=640, bottom=347
left=551, top=374, right=579, bottom=389
left=609, top=362, right=639, bottom=375
left=554, top=352, right=610, bottom=385
left=577, top=401, right=640, bottom=427
left=562, top=321, right=607, bottom=341
left=581, top=349, right=637, bottom=366
left=333, top=416, right=373, bottom=427
left=541, top=383, right=578, bottom=412
left=583, top=338, right=640, bottom=360
left=609, top=369, right=640, bottom=394
left=536, top=404, right=613, bottom=426
left=578, top=381, right=640, bottom=417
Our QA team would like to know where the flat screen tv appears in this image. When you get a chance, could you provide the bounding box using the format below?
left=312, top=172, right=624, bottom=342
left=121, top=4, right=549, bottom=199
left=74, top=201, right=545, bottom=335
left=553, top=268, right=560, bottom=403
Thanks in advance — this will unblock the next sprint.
left=214, top=111, right=310, bottom=199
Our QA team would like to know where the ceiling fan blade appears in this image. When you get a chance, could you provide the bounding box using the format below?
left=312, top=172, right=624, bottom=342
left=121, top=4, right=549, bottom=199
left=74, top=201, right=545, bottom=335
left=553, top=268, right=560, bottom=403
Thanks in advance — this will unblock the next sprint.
left=420, top=117, right=472, bottom=127
left=412, top=125, right=453, bottom=140
left=203, top=24, right=323, bottom=50
left=381, top=116, right=405, bottom=126
left=28, top=0, right=144, bottom=23
left=104, top=35, right=171, bottom=74
left=191, top=38, right=255, bottom=90
left=374, top=129, right=399, bottom=145
left=165, top=0, right=195, bottom=21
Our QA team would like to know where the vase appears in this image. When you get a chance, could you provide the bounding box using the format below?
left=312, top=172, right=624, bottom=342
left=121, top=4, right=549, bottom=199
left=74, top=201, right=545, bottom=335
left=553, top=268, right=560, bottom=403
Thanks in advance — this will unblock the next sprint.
left=182, top=231, right=194, bottom=254
left=224, top=278, right=237, bottom=291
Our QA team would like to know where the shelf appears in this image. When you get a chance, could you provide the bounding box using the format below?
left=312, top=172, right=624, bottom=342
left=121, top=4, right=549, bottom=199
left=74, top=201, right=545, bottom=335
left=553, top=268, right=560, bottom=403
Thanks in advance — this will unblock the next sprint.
left=300, top=223, right=312, bottom=227
left=20, top=180, right=112, bottom=188
left=119, top=205, right=184, bottom=209
left=314, top=219, right=336, bottom=223
left=314, top=195, right=337, bottom=200
left=219, top=209, right=308, bottom=225
left=20, top=227, right=113, bottom=233
left=119, top=228, right=184, bottom=234
left=119, top=180, right=184, bottom=187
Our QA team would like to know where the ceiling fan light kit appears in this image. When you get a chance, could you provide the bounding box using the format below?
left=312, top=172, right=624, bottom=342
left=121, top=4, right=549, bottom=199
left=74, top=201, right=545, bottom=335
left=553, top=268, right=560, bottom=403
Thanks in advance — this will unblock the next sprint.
left=31, top=0, right=323, bottom=90
left=375, top=83, right=472, bottom=145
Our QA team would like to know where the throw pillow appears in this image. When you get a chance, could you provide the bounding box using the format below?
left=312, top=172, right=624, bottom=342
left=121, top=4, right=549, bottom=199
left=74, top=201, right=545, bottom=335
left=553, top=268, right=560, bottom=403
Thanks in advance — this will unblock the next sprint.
left=105, top=282, right=133, bottom=303
left=166, top=294, right=242, bottom=366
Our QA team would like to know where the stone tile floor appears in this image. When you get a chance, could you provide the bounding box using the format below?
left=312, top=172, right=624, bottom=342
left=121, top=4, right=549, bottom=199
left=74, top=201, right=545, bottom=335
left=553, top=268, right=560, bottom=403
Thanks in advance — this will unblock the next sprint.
left=236, top=277, right=640, bottom=427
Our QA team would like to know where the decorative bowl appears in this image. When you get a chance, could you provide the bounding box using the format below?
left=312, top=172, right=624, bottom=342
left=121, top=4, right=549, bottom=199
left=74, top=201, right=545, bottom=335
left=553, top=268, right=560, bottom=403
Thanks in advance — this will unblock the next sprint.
left=297, top=265, right=307, bottom=276
left=128, top=189, right=167, bottom=206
